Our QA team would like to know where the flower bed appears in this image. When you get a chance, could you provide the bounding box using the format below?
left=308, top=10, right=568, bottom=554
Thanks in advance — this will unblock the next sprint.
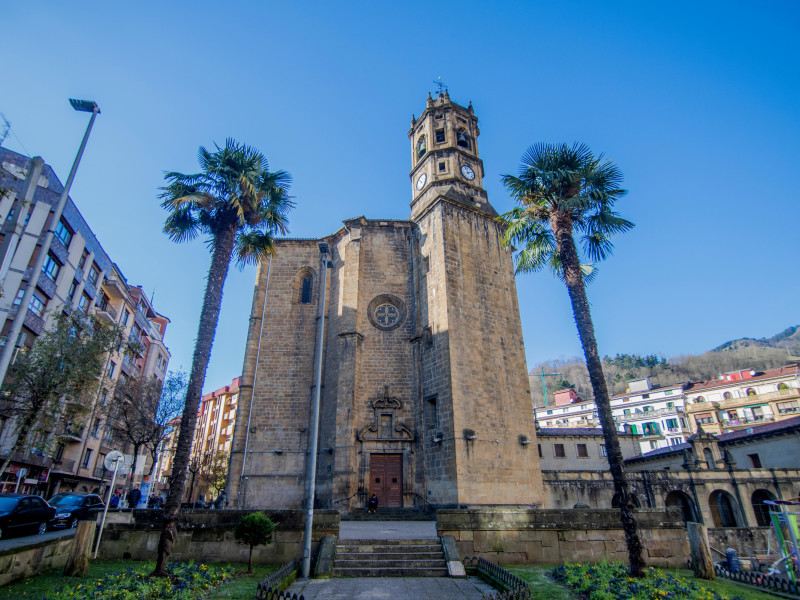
left=44, top=562, right=233, bottom=599
left=551, top=562, right=745, bottom=600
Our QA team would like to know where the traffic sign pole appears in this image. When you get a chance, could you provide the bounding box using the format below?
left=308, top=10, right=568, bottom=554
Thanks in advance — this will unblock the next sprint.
left=94, top=453, right=122, bottom=559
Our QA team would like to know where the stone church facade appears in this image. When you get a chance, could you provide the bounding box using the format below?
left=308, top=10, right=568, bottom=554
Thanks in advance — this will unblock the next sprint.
left=227, top=92, right=544, bottom=511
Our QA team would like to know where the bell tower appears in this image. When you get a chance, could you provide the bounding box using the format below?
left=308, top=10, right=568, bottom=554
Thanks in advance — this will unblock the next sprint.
left=408, top=90, right=494, bottom=221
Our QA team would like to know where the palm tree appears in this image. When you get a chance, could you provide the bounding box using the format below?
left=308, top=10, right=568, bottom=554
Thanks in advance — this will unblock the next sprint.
left=499, top=142, right=645, bottom=577
left=152, top=139, right=292, bottom=576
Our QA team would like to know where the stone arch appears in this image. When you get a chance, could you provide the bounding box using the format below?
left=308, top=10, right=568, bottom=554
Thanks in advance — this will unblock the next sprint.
left=709, top=489, right=740, bottom=527
left=751, top=489, right=777, bottom=526
left=292, top=267, right=317, bottom=305
left=611, top=492, right=641, bottom=508
left=416, top=135, right=427, bottom=159
left=665, top=490, right=698, bottom=522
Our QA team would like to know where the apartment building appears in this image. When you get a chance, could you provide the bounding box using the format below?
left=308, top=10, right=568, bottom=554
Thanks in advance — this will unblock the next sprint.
left=0, top=148, right=170, bottom=497
left=152, top=376, right=239, bottom=503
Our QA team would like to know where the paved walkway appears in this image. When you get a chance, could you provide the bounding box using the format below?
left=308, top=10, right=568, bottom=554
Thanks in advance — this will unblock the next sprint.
left=0, top=528, right=73, bottom=552
left=339, top=520, right=438, bottom=540
left=288, top=576, right=496, bottom=599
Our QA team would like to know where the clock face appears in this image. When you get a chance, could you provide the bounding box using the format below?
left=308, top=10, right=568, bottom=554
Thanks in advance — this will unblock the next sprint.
left=460, top=164, right=476, bottom=180
left=416, top=173, right=427, bottom=190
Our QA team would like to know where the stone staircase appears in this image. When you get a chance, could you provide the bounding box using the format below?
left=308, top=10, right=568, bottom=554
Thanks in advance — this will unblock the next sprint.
left=334, top=538, right=448, bottom=577
left=342, top=507, right=434, bottom=521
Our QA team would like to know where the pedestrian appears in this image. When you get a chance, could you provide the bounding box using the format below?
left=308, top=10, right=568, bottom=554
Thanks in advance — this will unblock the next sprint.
left=214, top=489, right=229, bottom=509
left=110, top=491, right=120, bottom=508
left=127, top=485, right=142, bottom=509
left=368, top=493, right=379, bottom=513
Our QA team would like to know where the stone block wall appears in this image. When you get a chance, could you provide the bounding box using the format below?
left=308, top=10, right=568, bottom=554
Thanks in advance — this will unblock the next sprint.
left=437, top=508, right=690, bottom=567
left=0, top=534, right=74, bottom=587
left=96, top=509, right=339, bottom=565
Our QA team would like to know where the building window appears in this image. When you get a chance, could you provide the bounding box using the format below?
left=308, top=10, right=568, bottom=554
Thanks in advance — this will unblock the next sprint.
left=723, top=392, right=733, bottom=400
left=642, top=422, right=659, bottom=436
left=55, top=219, right=73, bottom=248
left=435, top=129, right=445, bottom=143
left=91, top=418, right=102, bottom=438
left=456, top=129, right=471, bottom=149
left=623, top=408, right=631, bottom=415
left=107, top=361, right=116, bottom=378
left=78, top=250, right=88, bottom=270
left=78, top=293, right=90, bottom=312
left=12, top=289, right=24, bottom=306
left=554, top=443, right=565, bottom=458
left=42, top=254, right=61, bottom=282
left=666, top=418, right=678, bottom=431
left=425, top=396, right=438, bottom=429
left=667, top=401, right=675, bottom=408
left=99, top=389, right=109, bottom=407
left=29, top=292, right=46, bottom=317
left=778, top=383, right=789, bottom=391
left=416, top=135, right=426, bottom=158
left=54, top=443, right=65, bottom=462
left=695, top=413, right=714, bottom=425
left=777, top=400, right=799, bottom=414
left=670, top=438, right=682, bottom=446
left=300, top=275, right=312, bottom=304
left=748, top=453, right=762, bottom=468
left=67, top=280, right=78, bottom=301
left=577, top=443, right=588, bottom=458
left=746, top=388, right=757, bottom=396
left=122, top=310, right=130, bottom=326
left=81, top=448, right=93, bottom=469
left=665, top=390, right=673, bottom=396
left=537, top=444, right=542, bottom=458
left=438, top=161, right=446, bottom=172
left=695, top=396, right=706, bottom=403
left=88, top=264, right=100, bottom=286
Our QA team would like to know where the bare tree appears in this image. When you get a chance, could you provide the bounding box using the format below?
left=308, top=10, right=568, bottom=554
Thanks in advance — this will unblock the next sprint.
left=106, top=370, right=186, bottom=487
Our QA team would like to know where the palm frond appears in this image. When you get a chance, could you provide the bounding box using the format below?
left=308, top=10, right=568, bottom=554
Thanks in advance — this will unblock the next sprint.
left=233, top=231, right=277, bottom=268
left=163, top=207, right=202, bottom=243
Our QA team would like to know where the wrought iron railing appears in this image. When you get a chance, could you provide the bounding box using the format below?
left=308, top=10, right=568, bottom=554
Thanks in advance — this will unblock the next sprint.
left=714, top=564, right=799, bottom=596
left=255, top=559, right=302, bottom=600
left=464, top=556, right=530, bottom=596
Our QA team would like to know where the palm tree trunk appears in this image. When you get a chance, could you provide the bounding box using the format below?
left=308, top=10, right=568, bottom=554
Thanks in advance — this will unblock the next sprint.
left=551, top=212, right=646, bottom=577
left=152, top=223, right=237, bottom=576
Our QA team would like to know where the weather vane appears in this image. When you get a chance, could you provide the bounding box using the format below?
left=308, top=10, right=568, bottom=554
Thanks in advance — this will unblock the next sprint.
left=432, top=76, right=448, bottom=95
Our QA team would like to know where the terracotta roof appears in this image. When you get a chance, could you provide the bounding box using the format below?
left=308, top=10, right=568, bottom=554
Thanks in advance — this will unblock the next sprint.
left=684, top=364, right=799, bottom=394
left=626, top=414, right=800, bottom=462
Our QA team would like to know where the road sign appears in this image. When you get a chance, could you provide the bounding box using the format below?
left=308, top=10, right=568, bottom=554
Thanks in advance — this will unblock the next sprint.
left=16, top=467, right=28, bottom=479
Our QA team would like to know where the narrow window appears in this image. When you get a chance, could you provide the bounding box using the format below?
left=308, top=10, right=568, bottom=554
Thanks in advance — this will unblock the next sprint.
left=554, top=443, right=565, bottom=458
left=537, top=444, right=542, bottom=458
left=91, top=418, right=102, bottom=438
left=438, top=161, right=446, bottom=172
left=88, top=264, right=100, bottom=286
left=67, top=280, right=78, bottom=301
left=416, top=135, right=426, bottom=158
left=435, top=129, right=445, bottom=143
left=748, top=453, right=762, bottom=468
left=600, top=444, right=607, bottom=456
left=55, top=219, right=73, bottom=247
left=122, top=310, right=130, bottom=325
left=300, top=275, right=312, bottom=304
left=29, top=292, right=46, bottom=317
left=577, top=443, right=588, bottom=458
left=425, top=396, right=438, bottom=429
left=107, top=361, right=116, bottom=378
left=78, top=293, right=90, bottom=312
left=82, top=448, right=93, bottom=469
left=12, top=289, right=24, bottom=306
left=78, top=250, right=88, bottom=270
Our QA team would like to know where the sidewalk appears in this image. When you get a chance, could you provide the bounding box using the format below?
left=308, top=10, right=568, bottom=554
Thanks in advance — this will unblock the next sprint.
left=287, top=576, right=497, bottom=599
left=339, top=520, right=438, bottom=540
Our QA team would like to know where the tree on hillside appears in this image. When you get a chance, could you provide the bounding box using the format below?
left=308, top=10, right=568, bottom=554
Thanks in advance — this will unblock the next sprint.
left=500, top=142, right=644, bottom=576
left=0, top=313, right=122, bottom=479
left=153, top=139, right=292, bottom=576
left=106, top=369, right=186, bottom=486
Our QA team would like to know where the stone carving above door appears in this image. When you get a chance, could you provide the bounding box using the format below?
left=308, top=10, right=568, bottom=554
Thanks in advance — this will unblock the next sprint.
left=356, top=385, right=414, bottom=442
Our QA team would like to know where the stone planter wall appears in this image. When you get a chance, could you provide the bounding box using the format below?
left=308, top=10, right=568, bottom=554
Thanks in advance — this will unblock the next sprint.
left=0, top=533, right=75, bottom=587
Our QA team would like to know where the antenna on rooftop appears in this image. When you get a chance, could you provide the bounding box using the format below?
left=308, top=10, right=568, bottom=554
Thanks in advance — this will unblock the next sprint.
left=432, top=77, right=448, bottom=95
left=0, top=114, right=10, bottom=147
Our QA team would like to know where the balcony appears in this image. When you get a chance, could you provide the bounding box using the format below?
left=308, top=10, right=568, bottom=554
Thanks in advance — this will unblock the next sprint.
left=93, top=465, right=108, bottom=479
left=720, top=415, right=775, bottom=429
left=128, top=333, right=146, bottom=357
left=121, top=354, right=141, bottom=376
left=618, top=406, right=683, bottom=422
left=95, top=300, right=119, bottom=325
left=0, top=450, right=54, bottom=470
left=62, top=424, right=85, bottom=442
left=51, top=458, right=76, bottom=473
left=101, top=275, right=127, bottom=300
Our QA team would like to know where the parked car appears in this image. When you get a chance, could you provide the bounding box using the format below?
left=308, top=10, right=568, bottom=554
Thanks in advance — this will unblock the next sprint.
left=0, top=493, right=56, bottom=539
left=47, top=493, right=105, bottom=529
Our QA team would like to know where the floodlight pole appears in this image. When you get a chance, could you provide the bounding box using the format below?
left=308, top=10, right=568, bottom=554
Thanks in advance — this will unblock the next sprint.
left=0, top=100, right=100, bottom=386
left=301, top=242, right=330, bottom=578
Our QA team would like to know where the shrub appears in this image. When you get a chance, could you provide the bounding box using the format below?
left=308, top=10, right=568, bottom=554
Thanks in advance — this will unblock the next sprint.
left=234, top=512, right=276, bottom=573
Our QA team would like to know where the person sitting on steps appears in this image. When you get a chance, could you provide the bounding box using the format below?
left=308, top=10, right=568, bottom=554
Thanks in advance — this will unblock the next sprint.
left=368, top=493, right=379, bottom=513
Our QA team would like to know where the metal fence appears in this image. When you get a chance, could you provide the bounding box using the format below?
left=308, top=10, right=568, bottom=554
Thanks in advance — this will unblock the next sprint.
left=463, top=556, right=531, bottom=599
left=255, top=559, right=303, bottom=600
left=714, top=565, right=799, bottom=597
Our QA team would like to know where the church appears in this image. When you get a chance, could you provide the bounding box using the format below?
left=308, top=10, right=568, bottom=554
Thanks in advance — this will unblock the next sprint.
left=227, top=91, right=544, bottom=511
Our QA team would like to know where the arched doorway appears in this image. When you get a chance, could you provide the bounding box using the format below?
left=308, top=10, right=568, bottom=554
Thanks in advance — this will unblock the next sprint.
left=612, top=492, right=641, bottom=508
left=709, top=490, right=739, bottom=527
left=751, top=489, right=777, bottom=526
left=666, top=490, right=698, bottom=522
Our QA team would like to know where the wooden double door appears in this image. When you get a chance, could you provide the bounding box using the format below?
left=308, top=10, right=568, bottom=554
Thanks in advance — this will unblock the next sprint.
left=368, top=453, right=403, bottom=508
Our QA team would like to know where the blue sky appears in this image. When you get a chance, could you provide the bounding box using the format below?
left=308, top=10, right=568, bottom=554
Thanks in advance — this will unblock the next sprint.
left=2, top=1, right=798, bottom=393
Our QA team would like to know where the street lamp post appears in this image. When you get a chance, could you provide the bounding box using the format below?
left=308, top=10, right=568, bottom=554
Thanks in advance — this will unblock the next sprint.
left=0, top=99, right=100, bottom=386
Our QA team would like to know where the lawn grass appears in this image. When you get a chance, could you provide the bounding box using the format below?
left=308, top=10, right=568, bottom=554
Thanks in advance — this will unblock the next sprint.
left=506, top=563, right=782, bottom=600
left=1, top=560, right=278, bottom=600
